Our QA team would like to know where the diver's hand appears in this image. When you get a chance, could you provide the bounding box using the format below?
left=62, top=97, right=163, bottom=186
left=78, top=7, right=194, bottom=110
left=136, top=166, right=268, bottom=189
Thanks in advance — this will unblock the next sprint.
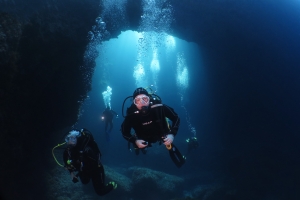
left=163, top=134, right=174, bottom=146
left=70, top=172, right=79, bottom=183
left=135, top=139, right=148, bottom=148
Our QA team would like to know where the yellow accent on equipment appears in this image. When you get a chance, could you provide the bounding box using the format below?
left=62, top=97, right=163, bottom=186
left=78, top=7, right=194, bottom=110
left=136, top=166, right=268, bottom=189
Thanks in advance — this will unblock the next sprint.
left=166, top=144, right=172, bottom=150
left=52, top=142, right=66, bottom=167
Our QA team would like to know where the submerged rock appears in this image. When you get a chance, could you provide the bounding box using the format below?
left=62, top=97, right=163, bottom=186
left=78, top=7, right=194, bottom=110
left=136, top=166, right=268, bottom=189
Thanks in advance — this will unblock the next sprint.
left=129, top=166, right=184, bottom=192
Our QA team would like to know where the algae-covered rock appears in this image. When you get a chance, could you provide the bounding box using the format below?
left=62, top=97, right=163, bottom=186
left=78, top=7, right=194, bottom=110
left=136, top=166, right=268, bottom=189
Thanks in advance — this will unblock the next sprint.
left=129, top=166, right=184, bottom=192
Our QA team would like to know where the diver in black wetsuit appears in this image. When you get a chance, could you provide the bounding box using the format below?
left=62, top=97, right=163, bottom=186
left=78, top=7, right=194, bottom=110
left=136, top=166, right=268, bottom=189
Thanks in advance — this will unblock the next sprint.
left=63, top=128, right=117, bottom=196
left=101, top=106, right=118, bottom=141
left=185, top=136, right=199, bottom=155
left=121, top=87, right=185, bottom=168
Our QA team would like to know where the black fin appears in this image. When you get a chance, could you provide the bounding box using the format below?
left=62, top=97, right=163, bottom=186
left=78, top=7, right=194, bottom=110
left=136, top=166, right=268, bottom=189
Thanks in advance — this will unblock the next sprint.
left=168, top=144, right=186, bottom=168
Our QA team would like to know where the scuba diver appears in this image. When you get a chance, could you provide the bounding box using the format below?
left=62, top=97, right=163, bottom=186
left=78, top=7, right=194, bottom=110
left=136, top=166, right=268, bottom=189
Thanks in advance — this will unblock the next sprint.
left=63, top=128, right=117, bottom=196
left=101, top=106, right=118, bottom=141
left=121, top=87, right=186, bottom=168
left=185, top=136, right=199, bottom=155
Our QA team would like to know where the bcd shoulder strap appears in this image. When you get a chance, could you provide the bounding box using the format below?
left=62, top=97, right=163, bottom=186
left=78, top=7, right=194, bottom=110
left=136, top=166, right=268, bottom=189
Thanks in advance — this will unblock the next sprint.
left=151, top=104, right=169, bottom=136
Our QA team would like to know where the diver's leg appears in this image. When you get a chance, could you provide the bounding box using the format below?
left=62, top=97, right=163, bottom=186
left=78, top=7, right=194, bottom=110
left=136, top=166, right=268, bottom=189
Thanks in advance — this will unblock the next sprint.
left=104, top=121, right=108, bottom=133
left=105, top=121, right=110, bottom=141
left=79, top=171, right=90, bottom=185
left=141, top=147, right=147, bottom=154
left=108, top=121, right=113, bottom=133
left=91, top=164, right=114, bottom=196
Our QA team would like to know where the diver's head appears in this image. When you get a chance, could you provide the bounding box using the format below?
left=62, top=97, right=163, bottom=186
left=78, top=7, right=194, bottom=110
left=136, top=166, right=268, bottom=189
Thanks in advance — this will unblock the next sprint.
left=106, top=105, right=111, bottom=110
left=133, top=87, right=150, bottom=112
left=133, top=87, right=149, bottom=98
left=65, top=130, right=80, bottom=146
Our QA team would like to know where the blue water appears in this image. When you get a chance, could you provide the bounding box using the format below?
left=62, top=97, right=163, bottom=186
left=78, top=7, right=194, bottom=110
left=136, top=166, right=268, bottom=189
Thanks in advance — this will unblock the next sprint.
left=73, top=1, right=300, bottom=199
left=76, top=31, right=202, bottom=171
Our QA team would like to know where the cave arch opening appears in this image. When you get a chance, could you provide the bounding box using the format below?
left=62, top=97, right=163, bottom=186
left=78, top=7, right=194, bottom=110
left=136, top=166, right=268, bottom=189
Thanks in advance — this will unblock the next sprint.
left=74, top=0, right=208, bottom=169
left=76, top=29, right=206, bottom=166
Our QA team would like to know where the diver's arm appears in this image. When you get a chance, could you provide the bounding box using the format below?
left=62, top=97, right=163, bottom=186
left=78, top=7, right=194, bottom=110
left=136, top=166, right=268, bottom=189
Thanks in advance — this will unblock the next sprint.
left=163, top=105, right=180, bottom=135
left=121, top=118, right=136, bottom=143
left=63, top=149, right=75, bottom=174
left=63, top=150, right=79, bottom=183
left=63, top=150, right=69, bottom=166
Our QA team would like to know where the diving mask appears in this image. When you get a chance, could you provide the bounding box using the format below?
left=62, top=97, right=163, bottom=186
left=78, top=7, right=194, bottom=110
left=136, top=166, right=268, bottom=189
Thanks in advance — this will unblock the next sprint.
left=65, top=130, right=80, bottom=146
left=134, top=95, right=150, bottom=106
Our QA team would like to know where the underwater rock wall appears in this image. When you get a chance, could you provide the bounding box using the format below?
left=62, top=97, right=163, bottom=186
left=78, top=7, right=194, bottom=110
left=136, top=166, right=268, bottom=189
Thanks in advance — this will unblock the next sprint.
left=0, top=0, right=102, bottom=199
left=1, top=0, right=300, bottom=199
left=0, top=1, right=208, bottom=198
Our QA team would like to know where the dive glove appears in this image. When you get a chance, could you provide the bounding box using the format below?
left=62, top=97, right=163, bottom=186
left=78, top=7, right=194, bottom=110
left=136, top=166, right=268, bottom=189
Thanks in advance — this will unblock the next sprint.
left=163, top=134, right=174, bottom=146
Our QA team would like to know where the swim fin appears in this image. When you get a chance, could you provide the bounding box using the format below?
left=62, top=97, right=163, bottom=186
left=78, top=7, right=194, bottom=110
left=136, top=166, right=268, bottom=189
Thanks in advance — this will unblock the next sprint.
left=168, top=144, right=186, bottom=168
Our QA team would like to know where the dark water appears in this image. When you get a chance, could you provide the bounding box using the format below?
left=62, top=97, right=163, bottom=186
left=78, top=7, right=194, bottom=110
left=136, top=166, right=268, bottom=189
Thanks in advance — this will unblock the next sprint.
left=75, top=31, right=201, bottom=169
left=2, top=0, right=300, bottom=199
left=73, top=1, right=300, bottom=199
left=78, top=1, right=300, bottom=199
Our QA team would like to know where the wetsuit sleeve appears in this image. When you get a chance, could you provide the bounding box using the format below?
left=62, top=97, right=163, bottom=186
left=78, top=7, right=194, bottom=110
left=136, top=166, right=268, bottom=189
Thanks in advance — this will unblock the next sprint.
left=63, top=149, right=74, bottom=173
left=63, top=149, right=69, bottom=166
left=121, top=117, right=136, bottom=143
left=163, top=104, right=180, bottom=136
